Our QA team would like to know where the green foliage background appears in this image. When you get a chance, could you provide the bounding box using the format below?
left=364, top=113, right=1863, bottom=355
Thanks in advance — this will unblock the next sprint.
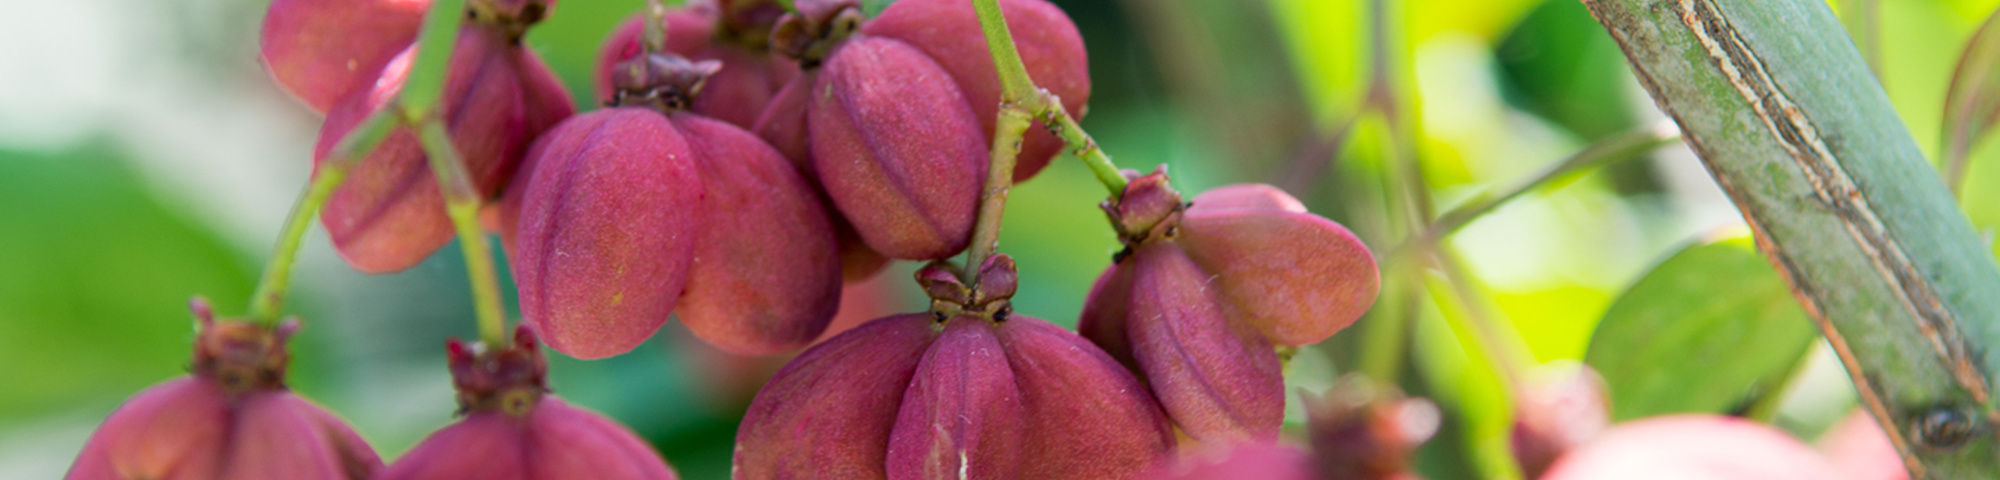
left=6, top=0, right=2000, bottom=478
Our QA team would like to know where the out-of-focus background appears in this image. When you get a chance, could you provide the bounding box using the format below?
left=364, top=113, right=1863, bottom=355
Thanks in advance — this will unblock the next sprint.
left=4, top=0, right=2000, bottom=478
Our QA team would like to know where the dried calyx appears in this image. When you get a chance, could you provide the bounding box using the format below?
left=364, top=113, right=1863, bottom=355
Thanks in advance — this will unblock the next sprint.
left=446, top=327, right=550, bottom=417
left=467, top=0, right=552, bottom=41
left=190, top=298, right=299, bottom=395
left=609, top=52, right=724, bottom=112
left=1101, top=167, right=1189, bottom=258
left=769, top=1, right=864, bottom=66
left=714, top=0, right=789, bottom=49
left=917, top=255, right=1021, bottom=322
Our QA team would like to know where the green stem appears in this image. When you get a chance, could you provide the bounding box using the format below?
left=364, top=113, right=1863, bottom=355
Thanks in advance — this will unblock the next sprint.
left=644, top=0, right=668, bottom=54
left=399, top=0, right=467, bottom=121
left=415, top=121, right=509, bottom=347
left=969, top=0, right=1127, bottom=197
left=246, top=110, right=400, bottom=323
left=965, top=105, right=1031, bottom=279
left=1406, top=122, right=1681, bottom=253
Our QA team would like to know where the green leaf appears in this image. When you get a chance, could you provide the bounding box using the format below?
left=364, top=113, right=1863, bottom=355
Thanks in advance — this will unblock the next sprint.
left=1493, top=0, right=1637, bottom=141
left=1940, top=7, right=2000, bottom=191
left=1584, top=235, right=1818, bottom=421
left=0, top=147, right=257, bottom=425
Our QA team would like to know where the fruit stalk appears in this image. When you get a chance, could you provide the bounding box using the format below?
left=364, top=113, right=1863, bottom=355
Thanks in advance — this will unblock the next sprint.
left=248, top=109, right=400, bottom=323
left=417, top=121, right=509, bottom=347
left=969, top=0, right=1125, bottom=196
left=397, top=0, right=467, bottom=121
left=965, top=105, right=1030, bottom=283
left=1584, top=0, right=2000, bottom=476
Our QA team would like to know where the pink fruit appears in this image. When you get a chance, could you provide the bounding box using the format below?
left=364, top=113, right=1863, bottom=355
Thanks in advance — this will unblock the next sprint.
left=313, top=25, right=575, bottom=273
left=1134, top=442, right=1318, bottom=480
left=736, top=256, right=1173, bottom=479
left=861, top=0, right=1089, bottom=182
left=670, top=114, right=840, bottom=355
left=511, top=108, right=703, bottom=359
left=1818, top=411, right=1909, bottom=480
left=1511, top=363, right=1609, bottom=479
left=808, top=36, right=987, bottom=260
left=378, top=328, right=680, bottom=480
left=1540, top=415, right=1845, bottom=480
left=65, top=300, right=380, bottom=480
left=1179, top=184, right=1379, bottom=346
left=1302, top=378, right=1439, bottom=480
left=1125, top=242, right=1285, bottom=443
left=260, top=0, right=429, bottom=113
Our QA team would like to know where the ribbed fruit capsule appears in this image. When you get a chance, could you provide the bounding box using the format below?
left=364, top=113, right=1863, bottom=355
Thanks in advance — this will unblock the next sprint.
left=671, top=113, right=840, bottom=355
left=860, top=0, right=1088, bottom=182
left=1080, top=169, right=1380, bottom=442
left=1124, top=242, right=1284, bottom=443
left=807, top=36, right=986, bottom=260
left=735, top=257, right=1174, bottom=479
left=312, top=24, right=575, bottom=274
left=511, top=108, right=703, bottom=359
left=65, top=300, right=380, bottom=480
left=1540, top=415, right=1845, bottom=480
left=377, top=328, right=680, bottom=480
left=259, top=0, right=428, bottom=113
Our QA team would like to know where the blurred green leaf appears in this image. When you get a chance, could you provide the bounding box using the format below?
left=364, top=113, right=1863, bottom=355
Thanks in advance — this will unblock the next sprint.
left=862, top=0, right=896, bottom=16
left=0, top=147, right=256, bottom=425
left=1493, top=0, right=1635, bottom=140
left=1584, top=235, right=1818, bottom=421
left=1939, top=6, right=2000, bottom=191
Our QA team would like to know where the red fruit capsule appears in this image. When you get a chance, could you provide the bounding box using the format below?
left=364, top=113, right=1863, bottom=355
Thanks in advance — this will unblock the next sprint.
left=313, top=25, right=575, bottom=274
left=808, top=36, right=987, bottom=260
left=671, top=114, right=841, bottom=355
left=1179, top=183, right=1379, bottom=346
left=736, top=257, right=1173, bottom=479
left=378, top=328, right=680, bottom=480
left=1125, top=242, right=1285, bottom=443
left=861, top=0, right=1089, bottom=182
left=260, top=0, right=428, bottom=113
left=65, top=300, right=380, bottom=480
left=511, top=108, right=704, bottom=359
left=1540, top=415, right=1844, bottom=480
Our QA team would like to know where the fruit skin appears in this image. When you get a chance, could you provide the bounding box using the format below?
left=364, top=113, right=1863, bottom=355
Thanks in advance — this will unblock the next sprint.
left=512, top=108, right=704, bottom=360
left=1817, top=411, right=1910, bottom=480
left=313, top=26, right=575, bottom=274
left=735, top=314, right=940, bottom=479
left=1133, top=442, right=1319, bottom=480
left=374, top=397, right=678, bottom=480
left=259, top=0, right=429, bottom=113
left=64, top=302, right=380, bottom=480
left=735, top=314, right=1174, bottom=479
left=1178, top=184, right=1379, bottom=346
left=1124, top=243, right=1285, bottom=443
left=1510, top=363, right=1609, bottom=479
left=596, top=7, right=800, bottom=129
left=379, top=327, right=680, bottom=480
left=808, top=36, right=987, bottom=260
left=670, top=114, right=841, bottom=355
left=861, top=0, right=1089, bottom=182
left=1539, top=415, right=1846, bottom=480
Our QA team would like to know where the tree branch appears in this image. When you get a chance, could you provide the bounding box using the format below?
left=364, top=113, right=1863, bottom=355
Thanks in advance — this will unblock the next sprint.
left=1583, top=0, right=2000, bottom=476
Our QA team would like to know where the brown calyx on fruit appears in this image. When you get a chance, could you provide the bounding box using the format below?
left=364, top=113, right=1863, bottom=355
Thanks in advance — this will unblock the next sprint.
left=916, top=255, right=1020, bottom=322
left=769, top=1, right=864, bottom=66
left=466, top=0, right=551, bottom=42
left=609, top=52, right=724, bottom=113
left=189, top=297, right=298, bottom=396
left=1305, top=375, right=1441, bottom=480
left=446, top=326, right=550, bottom=417
left=1102, top=166, right=1188, bottom=258
left=715, top=0, right=790, bottom=50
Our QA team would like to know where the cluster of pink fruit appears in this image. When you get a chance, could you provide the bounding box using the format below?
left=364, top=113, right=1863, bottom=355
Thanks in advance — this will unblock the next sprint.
left=58, top=0, right=1908, bottom=478
left=62, top=0, right=1391, bottom=478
